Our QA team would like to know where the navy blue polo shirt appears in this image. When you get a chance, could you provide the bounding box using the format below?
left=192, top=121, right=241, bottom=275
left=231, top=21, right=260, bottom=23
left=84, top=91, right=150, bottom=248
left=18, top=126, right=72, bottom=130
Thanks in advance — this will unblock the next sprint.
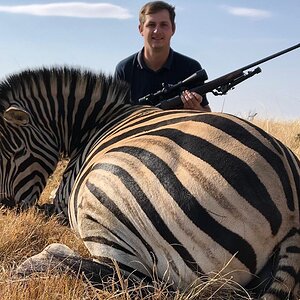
left=114, top=48, right=209, bottom=106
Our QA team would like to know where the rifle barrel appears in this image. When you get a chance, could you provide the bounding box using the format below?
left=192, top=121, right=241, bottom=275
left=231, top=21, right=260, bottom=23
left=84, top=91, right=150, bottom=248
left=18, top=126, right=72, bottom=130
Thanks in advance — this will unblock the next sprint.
left=241, top=43, right=300, bottom=71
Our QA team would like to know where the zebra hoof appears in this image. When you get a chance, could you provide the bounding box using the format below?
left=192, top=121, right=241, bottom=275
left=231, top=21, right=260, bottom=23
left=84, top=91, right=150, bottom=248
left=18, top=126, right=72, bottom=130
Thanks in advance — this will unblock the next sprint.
left=15, top=243, right=81, bottom=277
left=35, top=203, right=57, bottom=217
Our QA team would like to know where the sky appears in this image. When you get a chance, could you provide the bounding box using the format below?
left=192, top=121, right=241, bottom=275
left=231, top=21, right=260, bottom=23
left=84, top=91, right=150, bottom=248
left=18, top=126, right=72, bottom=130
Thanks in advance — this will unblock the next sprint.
left=0, top=0, right=299, bottom=120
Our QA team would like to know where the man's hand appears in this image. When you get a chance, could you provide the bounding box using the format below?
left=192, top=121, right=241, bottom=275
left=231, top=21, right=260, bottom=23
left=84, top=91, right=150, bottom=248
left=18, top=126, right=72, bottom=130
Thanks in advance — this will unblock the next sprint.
left=181, top=90, right=211, bottom=112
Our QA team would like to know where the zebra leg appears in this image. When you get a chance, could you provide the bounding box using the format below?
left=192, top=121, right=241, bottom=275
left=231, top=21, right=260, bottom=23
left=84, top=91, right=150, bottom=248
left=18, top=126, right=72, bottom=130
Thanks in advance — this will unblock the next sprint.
left=15, top=243, right=115, bottom=286
left=246, top=249, right=279, bottom=297
left=260, top=229, right=300, bottom=300
left=35, top=203, right=69, bottom=225
left=15, top=243, right=151, bottom=290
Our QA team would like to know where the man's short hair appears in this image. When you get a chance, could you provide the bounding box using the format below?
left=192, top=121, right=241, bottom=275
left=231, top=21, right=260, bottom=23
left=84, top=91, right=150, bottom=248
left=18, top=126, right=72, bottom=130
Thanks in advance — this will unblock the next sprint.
left=139, top=1, right=176, bottom=30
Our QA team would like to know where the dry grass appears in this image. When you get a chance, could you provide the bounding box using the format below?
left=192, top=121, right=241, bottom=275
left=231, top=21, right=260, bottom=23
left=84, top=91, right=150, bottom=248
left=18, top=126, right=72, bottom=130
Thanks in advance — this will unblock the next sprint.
left=0, top=118, right=300, bottom=299
left=253, top=118, right=300, bottom=158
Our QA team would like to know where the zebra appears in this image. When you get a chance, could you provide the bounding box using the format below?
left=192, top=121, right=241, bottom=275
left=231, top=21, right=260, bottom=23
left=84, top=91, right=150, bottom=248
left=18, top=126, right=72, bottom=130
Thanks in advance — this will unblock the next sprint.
left=0, top=67, right=299, bottom=299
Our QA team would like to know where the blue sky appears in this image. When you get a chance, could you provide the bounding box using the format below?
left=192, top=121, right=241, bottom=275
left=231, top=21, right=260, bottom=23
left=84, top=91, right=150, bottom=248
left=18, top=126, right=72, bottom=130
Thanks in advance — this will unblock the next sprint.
left=0, top=1, right=299, bottom=120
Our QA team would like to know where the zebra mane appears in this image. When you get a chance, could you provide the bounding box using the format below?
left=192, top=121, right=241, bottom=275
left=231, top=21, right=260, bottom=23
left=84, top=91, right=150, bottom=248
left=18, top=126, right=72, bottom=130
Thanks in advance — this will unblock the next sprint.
left=0, top=66, right=131, bottom=112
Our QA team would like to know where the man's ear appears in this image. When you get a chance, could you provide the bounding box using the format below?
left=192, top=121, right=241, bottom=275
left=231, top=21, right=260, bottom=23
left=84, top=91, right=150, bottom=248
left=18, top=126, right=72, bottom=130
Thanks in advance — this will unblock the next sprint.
left=4, top=106, right=30, bottom=126
left=172, top=22, right=176, bottom=35
left=139, top=23, right=144, bottom=36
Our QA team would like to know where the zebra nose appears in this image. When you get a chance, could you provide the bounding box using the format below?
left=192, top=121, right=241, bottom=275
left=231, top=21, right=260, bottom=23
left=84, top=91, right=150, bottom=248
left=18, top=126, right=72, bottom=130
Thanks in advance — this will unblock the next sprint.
left=0, top=197, right=16, bottom=208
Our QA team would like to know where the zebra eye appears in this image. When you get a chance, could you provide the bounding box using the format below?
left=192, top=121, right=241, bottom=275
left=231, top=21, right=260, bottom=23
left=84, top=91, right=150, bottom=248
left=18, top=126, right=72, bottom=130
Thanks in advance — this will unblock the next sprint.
left=14, top=147, right=27, bottom=160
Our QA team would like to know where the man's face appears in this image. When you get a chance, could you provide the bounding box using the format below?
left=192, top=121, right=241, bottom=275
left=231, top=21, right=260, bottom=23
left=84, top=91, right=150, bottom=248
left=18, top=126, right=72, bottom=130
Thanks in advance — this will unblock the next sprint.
left=139, top=9, right=175, bottom=50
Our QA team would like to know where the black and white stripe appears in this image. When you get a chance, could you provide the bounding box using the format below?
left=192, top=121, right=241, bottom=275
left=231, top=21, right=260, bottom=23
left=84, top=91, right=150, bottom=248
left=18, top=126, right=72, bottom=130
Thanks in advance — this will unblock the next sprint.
left=0, top=67, right=299, bottom=299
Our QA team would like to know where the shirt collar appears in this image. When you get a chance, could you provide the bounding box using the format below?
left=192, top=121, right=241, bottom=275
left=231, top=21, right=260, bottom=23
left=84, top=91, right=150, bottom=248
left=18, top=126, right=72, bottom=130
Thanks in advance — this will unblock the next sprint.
left=137, top=48, right=174, bottom=71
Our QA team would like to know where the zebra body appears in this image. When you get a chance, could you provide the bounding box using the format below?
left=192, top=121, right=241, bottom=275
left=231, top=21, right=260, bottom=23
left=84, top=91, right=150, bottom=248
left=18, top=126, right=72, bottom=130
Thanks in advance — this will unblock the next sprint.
left=0, top=67, right=299, bottom=299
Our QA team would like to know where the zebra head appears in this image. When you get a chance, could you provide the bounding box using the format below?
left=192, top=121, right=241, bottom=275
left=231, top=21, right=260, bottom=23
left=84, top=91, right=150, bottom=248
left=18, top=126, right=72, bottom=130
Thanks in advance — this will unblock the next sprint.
left=0, top=76, right=61, bottom=208
left=0, top=67, right=131, bottom=209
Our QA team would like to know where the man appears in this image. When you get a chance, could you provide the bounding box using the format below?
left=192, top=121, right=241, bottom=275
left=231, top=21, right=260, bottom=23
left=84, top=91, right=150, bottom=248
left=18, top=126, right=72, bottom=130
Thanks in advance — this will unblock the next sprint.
left=114, top=1, right=211, bottom=112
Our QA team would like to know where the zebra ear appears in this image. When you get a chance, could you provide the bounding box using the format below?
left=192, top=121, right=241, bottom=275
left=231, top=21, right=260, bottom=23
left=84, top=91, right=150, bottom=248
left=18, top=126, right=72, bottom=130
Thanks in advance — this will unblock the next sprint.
left=4, top=106, right=30, bottom=126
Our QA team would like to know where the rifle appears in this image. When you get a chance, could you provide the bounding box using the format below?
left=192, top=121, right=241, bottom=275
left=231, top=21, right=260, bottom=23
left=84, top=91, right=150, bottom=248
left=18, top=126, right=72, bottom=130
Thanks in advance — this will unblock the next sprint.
left=138, top=43, right=300, bottom=109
